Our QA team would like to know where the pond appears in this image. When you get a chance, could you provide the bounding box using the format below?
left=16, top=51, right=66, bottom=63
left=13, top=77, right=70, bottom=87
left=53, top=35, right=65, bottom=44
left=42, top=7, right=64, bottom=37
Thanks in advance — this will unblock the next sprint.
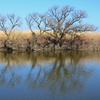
left=0, top=50, right=100, bottom=100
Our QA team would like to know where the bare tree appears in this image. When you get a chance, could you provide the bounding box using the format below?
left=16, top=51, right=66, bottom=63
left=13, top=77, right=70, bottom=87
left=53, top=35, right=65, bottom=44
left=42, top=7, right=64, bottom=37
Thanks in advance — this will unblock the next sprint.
left=0, top=14, right=21, bottom=50
left=26, top=13, right=49, bottom=50
left=47, top=5, right=98, bottom=47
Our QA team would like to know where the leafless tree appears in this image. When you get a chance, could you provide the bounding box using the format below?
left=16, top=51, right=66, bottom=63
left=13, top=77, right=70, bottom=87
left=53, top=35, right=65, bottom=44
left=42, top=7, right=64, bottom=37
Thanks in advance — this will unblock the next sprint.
left=0, top=14, right=21, bottom=50
left=26, top=13, right=49, bottom=50
left=47, top=5, right=98, bottom=47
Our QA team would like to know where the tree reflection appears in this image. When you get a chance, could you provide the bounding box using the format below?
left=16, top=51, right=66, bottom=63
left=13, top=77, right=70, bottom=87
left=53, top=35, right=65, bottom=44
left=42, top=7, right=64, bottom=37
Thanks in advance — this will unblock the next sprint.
left=25, top=51, right=94, bottom=94
left=0, top=52, right=22, bottom=87
left=0, top=51, right=99, bottom=94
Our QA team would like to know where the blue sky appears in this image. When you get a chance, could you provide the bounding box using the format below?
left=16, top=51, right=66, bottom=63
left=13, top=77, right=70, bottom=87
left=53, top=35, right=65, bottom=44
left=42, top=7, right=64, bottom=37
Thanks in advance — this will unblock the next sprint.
left=0, top=0, right=100, bottom=31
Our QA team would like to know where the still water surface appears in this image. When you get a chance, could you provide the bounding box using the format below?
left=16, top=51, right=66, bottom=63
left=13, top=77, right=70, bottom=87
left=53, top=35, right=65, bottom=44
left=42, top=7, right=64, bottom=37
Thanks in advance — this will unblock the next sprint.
left=0, top=51, right=100, bottom=100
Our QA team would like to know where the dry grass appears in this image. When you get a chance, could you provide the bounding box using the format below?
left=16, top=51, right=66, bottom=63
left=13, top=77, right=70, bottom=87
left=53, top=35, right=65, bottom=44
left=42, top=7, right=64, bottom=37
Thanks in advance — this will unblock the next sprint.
left=83, top=32, right=100, bottom=39
left=0, top=30, right=72, bottom=40
left=0, top=30, right=100, bottom=40
left=0, top=30, right=100, bottom=49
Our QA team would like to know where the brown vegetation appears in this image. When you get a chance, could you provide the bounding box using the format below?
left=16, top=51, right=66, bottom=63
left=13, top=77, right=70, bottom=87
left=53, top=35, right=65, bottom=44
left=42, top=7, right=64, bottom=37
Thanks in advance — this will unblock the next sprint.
left=0, top=14, right=21, bottom=50
left=0, top=30, right=100, bottom=51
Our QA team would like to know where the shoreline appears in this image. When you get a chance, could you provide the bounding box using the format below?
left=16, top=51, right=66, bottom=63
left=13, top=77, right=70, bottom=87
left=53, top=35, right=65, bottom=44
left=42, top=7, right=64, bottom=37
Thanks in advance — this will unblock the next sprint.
left=0, top=46, right=100, bottom=51
left=0, top=31, right=100, bottom=51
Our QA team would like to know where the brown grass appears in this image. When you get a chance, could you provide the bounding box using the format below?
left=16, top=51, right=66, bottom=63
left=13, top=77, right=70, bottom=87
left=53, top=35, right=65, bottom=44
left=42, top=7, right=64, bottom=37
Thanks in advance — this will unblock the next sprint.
left=0, top=30, right=100, bottom=50
left=0, top=30, right=72, bottom=40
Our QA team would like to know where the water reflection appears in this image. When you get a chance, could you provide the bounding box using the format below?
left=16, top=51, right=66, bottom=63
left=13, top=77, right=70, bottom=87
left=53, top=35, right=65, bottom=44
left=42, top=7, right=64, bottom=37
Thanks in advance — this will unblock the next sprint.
left=0, top=51, right=100, bottom=95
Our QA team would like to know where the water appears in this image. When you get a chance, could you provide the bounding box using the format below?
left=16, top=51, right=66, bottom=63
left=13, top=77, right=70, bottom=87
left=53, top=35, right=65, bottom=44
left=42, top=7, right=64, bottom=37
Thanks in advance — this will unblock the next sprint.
left=0, top=50, right=100, bottom=100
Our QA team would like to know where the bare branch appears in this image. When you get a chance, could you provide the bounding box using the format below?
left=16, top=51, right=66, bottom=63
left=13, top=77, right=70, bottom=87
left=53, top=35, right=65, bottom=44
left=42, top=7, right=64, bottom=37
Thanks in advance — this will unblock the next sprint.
left=26, top=13, right=50, bottom=50
left=7, top=14, right=22, bottom=36
left=47, top=5, right=98, bottom=44
left=0, top=15, right=8, bottom=36
left=25, top=15, right=35, bottom=37
left=0, top=14, right=22, bottom=50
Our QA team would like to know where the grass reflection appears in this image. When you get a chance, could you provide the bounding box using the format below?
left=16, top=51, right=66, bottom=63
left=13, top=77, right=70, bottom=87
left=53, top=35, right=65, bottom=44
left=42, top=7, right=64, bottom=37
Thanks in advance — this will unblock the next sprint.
left=0, top=50, right=99, bottom=94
